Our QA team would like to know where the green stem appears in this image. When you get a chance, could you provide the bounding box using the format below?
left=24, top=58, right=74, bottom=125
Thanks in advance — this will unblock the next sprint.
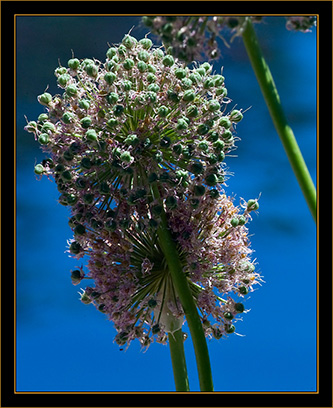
left=151, top=183, right=214, bottom=392
left=241, top=18, right=317, bottom=223
left=168, top=329, right=190, bottom=391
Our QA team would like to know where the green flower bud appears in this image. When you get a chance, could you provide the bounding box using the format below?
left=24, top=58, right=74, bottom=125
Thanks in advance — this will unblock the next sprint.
left=122, top=80, right=132, bottom=91
left=85, top=63, right=98, bottom=77
left=137, top=61, right=147, bottom=72
left=62, top=112, right=74, bottom=124
left=147, top=83, right=160, bottom=93
left=104, top=72, right=116, bottom=85
left=80, top=291, right=92, bottom=304
left=239, top=286, right=249, bottom=295
left=175, top=68, right=187, bottom=79
left=66, top=84, right=78, bottom=97
left=122, top=34, right=137, bottom=49
left=182, top=90, right=195, bottom=102
left=219, top=117, right=232, bottom=129
left=212, top=326, right=223, bottom=340
left=57, top=73, right=71, bottom=87
left=223, top=312, right=234, bottom=320
left=208, top=99, right=220, bottom=112
left=238, top=215, right=246, bottom=225
left=213, top=139, right=225, bottom=152
left=106, top=92, right=119, bottom=104
left=225, top=324, right=236, bottom=334
left=106, top=47, right=117, bottom=59
left=38, top=133, right=50, bottom=145
left=190, top=161, right=204, bottom=175
left=162, top=54, right=174, bottom=67
left=190, top=198, right=200, bottom=209
left=70, top=269, right=82, bottom=284
left=231, top=217, right=239, bottom=227
left=209, top=188, right=219, bottom=199
left=187, top=105, right=198, bottom=118
left=120, top=151, right=133, bottom=163
left=41, top=122, right=56, bottom=133
left=181, top=78, right=193, bottom=89
left=69, top=241, right=82, bottom=254
left=34, top=164, right=45, bottom=175
left=80, top=116, right=92, bottom=129
left=124, top=134, right=139, bottom=146
left=86, top=129, right=98, bottom=142
left=158, top=105, right=169, bottom=117
left=37, top=113, right=48, bottom=122
left=235, top=303, right=245, bottom=313
left=247, top=199, right=259, bottom=211
left=38, top=92, right=52, bottom=106
left=137, top=49, right=149, bottom=62
left=123, top=58, right=135, bottom=70
left=68, top=58, right=80, bottom=70
left=213, top=75, right=225, bottom=87
left=205, top=173, right=218, bottom=186
left=146, top=73, right=156, bottom=83
left=74, top=224, right=86, bottom=235
left=55, top=66, right=67, bottom=76
left=196, top=142, right=208, bottom=154
left=139, top=38, right=153, bottom=49
left=222, top=130, right=233, bottom=140
left=230, top=109, right=243, bottom=123
left=176, top=118, right=188, bottom=130
left=197, top=124, right=209, bottom=135
left=113, top=104, right=124, bottom=116
left=107, top=118, right=118, bottom=128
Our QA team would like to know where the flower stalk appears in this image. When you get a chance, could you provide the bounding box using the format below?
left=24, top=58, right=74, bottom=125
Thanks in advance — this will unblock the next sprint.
left=241, top=18, right=317, bottom=222
left=168, top=329, right=190, bottom=391
left=152, top=183, right=214, bottom=392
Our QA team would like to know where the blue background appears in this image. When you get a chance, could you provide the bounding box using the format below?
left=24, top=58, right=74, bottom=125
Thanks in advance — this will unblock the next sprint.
left=16, top=16, right=317, bottom=392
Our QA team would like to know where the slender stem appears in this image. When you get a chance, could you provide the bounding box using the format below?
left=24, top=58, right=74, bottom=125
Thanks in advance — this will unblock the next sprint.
left=151, top=183, right=214, bottom=392
left=242, top=18, right=317, bottom=223
left=168, top=329, right=190, bottom=391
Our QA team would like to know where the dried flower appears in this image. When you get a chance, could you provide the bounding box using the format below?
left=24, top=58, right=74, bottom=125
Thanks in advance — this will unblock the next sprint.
left=25, top=33, right=260, bottom=349
left=285, top=16, right=316, bottom=32
left=142, top=16, right=263, bottom=63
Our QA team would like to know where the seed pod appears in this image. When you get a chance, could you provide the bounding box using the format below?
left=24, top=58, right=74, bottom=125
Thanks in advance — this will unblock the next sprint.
left=68, top=58, right=80, bottom=70
left=38, top=92, right=52, bottom=106
left=80, top=116, right=92, bottom=129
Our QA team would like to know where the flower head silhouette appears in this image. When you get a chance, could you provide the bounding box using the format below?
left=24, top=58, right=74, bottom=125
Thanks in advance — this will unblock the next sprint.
left=26, top=34, right=260, bottom=348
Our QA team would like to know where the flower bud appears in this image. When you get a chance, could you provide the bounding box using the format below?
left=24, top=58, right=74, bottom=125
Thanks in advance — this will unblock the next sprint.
left=38, top=92, right=52, bottom=106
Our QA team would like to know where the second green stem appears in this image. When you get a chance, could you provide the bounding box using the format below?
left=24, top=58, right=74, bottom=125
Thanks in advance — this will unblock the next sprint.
left=242, top=18, right=317, bottom=222
left=152, top=183, right=214, bottom=392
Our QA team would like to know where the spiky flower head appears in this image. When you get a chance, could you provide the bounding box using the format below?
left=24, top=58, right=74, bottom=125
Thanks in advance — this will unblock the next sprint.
left=142, top=16, right=263, bottom=64
left=25, top=33, right=260, bottom=348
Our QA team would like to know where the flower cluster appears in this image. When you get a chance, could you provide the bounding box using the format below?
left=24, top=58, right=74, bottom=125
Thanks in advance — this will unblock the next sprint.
left=285, top=16, right=316, bottom=32
left=142, top=16, right=263, bottom=63
left=143, top=16, right=316, bottom=64
left=26, top=33, right=260, bottom=348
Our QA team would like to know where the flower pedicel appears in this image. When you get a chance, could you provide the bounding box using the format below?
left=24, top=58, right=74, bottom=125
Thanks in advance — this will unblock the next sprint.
left=25, top=34, right=261, bottom=349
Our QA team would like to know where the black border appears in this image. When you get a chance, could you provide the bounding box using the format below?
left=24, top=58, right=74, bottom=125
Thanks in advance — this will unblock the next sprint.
left=5, top=1, right=332, bottom=407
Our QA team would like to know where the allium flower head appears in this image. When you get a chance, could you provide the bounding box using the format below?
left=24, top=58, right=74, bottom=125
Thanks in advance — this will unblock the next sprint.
left=25, top=33, right=261, bottom=348
left=142, top=16, right=263, bottom=64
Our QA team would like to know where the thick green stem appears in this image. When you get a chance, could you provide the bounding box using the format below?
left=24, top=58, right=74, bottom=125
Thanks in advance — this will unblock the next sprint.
left=242, top=19, right=317, bottom=223
left=168, top=329, right=190, bottom=391
left=152, top=183, right=214, bottom=392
